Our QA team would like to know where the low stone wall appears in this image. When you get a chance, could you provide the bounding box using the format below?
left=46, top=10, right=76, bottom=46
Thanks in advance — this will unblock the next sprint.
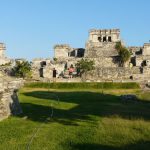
left=86, top=67, right=150, bottom=81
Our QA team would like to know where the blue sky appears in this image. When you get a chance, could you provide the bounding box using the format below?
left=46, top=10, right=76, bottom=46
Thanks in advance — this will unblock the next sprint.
left=0, top=0, right=150, bottom=60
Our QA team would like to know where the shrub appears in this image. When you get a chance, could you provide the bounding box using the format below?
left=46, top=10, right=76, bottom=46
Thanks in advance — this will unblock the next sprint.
left=115, top=42, right=131, bottom=66
left=13, top=61, right=32, bottom=78
left=75, top=58, right=95, bottom=81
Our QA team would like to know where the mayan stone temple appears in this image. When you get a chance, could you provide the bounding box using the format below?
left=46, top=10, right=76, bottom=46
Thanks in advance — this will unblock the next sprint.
left=32, top=29, right=150, bottom=82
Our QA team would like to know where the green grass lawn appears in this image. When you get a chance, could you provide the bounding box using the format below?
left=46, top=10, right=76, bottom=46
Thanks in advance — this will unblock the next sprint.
left=0, top=87, right=150, bottom=150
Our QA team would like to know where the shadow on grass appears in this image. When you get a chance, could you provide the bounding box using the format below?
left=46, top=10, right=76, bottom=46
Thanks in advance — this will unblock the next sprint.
left=19, top=91, right=150, bottom=124
left=71, top=140, right=150, bottom=150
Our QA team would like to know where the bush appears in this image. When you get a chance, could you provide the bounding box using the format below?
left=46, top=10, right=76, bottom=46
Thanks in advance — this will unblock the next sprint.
left=24, top=82, right=140, bottom=89
left=13, top=61, right=32, bottom=78
left=115, top=42, right=131, bottom=66
left=75, top=58, right=95, bottom=81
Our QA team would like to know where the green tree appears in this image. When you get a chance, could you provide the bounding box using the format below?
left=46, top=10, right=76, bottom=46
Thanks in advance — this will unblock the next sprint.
left=13, top=61, right=32, bottom=78
left=75, top=58, right=95, bottom=81
left=53, top=57, right=58, bottom=61
left=115, top=42, right=130, bottom=66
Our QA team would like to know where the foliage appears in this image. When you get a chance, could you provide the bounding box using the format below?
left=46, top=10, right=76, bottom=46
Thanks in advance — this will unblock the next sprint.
left=53, top=57, right=58, bottom=61
left=115, top=41, right=122, bottom=50
left=25, top=82, right=140, bottom=89
left=115, top=42, right=131, bottom=66
left=13, top=61, right=32, bottom=78
left=75, top=58, right=95, bottom=80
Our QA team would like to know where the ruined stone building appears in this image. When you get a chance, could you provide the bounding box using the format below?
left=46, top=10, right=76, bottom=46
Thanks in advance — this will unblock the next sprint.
left=0, top=43, right=23, bottom=121
left=54, top=44, right=85, bottom=59
left=0, top=43, right=11, bottom=65
left=0, top=71, right=23, bottom=121
left=32, top=29, right=150, bottom=81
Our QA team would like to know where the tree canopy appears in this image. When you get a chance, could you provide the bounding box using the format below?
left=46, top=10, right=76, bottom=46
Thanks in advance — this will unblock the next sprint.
left=13, top=61, right=32, bottom=78
left=75, top=58, right=95, bottom=81
left=115, top=42, right=131, bottom=66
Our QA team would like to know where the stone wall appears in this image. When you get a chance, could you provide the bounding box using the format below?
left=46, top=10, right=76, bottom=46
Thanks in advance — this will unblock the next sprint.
left=85, top=66, right=149, bottom=81
left=85, top=42, right=118, bottom=58
left=143, top=43, right=150, bottom=56
left=54, top=44, right=72, bottom=59
left=0, top=72, right=23, bottom=121
left=129, top=46, right=142, bottom=56
left=88, top=29, right=120, bottom=43
left=135, top=55, right=150, bottom=67
left=0, top=43, right=5, bottom=58
left=0, top=43, right=11, bottom=65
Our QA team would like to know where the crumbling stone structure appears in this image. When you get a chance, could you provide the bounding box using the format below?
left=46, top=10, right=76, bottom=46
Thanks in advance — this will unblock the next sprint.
left=54, top=44, right=85, bottom=59
left=0, top=43, right=10, bottom=65
left=85, top=29, right=120, bottom=58
left=0, top=43, right=24, bottom=121
left=31, top=29, right=150, bottom=82
left=0, top=71, right=23, bottom=121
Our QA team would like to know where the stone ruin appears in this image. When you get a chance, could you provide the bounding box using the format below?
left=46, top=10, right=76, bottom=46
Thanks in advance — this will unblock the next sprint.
left=1, top=29, right=149, bottom=121
left=0, top=29, right=150, bottom=120
left=0, top=70, right=23, bottom=121
left=0, top=44, right=23, bottom=121
left=31, top=29, right=150, bottom=82
left=0, top=43, right=11, bottom=65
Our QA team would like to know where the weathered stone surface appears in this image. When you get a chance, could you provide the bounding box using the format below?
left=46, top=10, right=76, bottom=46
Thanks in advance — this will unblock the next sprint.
left=85, top=42, right=118, bottom=58
left=0, top=43, right=11, bottom=65
left=143, top=43, right=150, bottom=56
left=54, top=44, right=72, bottom=59
left=88, top=29, right=120, bottom=43
left=0, top=72, right=23, bottom=121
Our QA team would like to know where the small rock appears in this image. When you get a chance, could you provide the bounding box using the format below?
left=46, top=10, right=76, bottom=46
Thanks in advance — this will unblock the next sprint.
left=120, top=94, right=138, bottom=102
left=22, top=116, right=28, bottom=120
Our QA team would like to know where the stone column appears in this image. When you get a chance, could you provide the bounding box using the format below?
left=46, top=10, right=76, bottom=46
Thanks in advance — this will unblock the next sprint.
left=75, top=49, right=78, bottom=57
left=106, top=36, right=109, bottom=42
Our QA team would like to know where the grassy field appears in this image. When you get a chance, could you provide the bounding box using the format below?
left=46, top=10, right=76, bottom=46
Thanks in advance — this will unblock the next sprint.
left=0, top=85, right=150, bottom=150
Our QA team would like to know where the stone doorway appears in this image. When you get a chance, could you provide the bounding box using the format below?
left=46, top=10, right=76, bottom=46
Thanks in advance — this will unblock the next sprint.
left=108, top=36, right=112, bottom=42
left=103, top=37, right=107, bottom=42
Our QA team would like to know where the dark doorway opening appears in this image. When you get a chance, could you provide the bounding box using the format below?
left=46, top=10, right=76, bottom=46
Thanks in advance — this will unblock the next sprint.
left=40, top=61, right=46, bottom=67
left=103, top=37, right=107, bottom=42
left=77, top=48, right=85, bottom=57
left=130, top=76, right=133, bottom=80
left=131, top=57, right=136, bottom=66
left=98, top=37, right=101, bottom=42
left=39, top=68, right=43, bottom=77
left=108, top=36, right=112, bottom=42
left=70, top=50, right=76, bottom=57
left=142, top=60, right=147, bottom=67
